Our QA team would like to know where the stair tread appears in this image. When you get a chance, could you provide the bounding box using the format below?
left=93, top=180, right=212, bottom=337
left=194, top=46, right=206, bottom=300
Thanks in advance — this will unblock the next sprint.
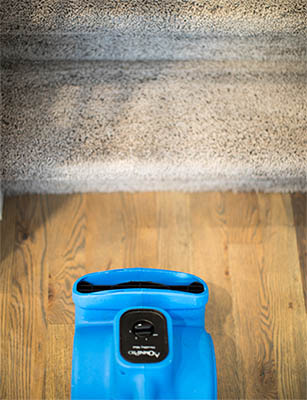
left=2, top=1, right=306, bottom=61
left=2, top=0, right=306, bottom=34
left=1, top=60, right=306, bottom=193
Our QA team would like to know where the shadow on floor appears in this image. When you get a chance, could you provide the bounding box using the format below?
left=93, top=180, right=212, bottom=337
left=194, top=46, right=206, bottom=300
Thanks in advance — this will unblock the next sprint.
left=206, top=282, right=244, bottom=399
left=0, top=192, right=71, bottom=264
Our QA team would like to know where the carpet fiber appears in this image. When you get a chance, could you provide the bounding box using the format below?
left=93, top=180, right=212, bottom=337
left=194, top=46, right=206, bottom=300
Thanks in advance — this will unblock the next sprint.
left=1, top=0, right=306, bottom=60
left=1, top=0, right=307, bottom=194
left=2, top=60, right=306, bottom=193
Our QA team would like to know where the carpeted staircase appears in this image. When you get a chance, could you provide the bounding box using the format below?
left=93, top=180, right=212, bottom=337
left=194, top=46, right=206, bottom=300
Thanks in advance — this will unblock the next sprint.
left=1, top=0, right=307, bottom=194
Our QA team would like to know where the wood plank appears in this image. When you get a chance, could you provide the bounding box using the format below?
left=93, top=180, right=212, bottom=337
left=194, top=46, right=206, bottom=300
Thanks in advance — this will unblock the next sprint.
left=190, top=192, right=241, bottom=399
left=46, top=194, right=86, bottom=324
left=291, top=192, right=307, bottom=312
left=0, top=196, right=17, bottom=400
left=86, top=192, right=159, bottom=270
left=85, top=192, right=125, bottom=271
left=223, top=192, right=263, bottom=243
left=189, top=191, right=263, bottom=243
left=121, top=192, right=158, bottom=268
left=257, top=193, right=294, bottom=226
left=46, top=324, right=74, bottom=400
left=157, top=192, right=191, bottom=272
left=0, top=195, right=49, bottom=400
left=0, top=196, right=17, bottom=292
left=263, top=224, right=307, bottom=399
left=229, top=244, right=279, bottom=399
left=229, top=227, right=307, bottom=399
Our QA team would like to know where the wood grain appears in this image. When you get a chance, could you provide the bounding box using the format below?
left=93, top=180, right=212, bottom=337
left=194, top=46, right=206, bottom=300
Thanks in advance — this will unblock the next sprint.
left=120, top=192, right=159, bottom=268
left=85, top=192, right=126, bottom=270
left=46, top=194, right=86, bottom=324
left=46, top=324, right=74, bottom=400
left=229, top=244, right=278, bottom=399
left=262, top=224, right=306, bottom=399
left=291, top=193, right=307, bottom=312
left=257, top=193, right=295, bottom=226
left=1, top=195, right=49, bottom=400
left=0, top=196, right=17, bottom=292
left=157, top=192, right=191, bottom=272
left=190, top=192, right=241, bottom=399
left=0, top=192, right=306, bottom=399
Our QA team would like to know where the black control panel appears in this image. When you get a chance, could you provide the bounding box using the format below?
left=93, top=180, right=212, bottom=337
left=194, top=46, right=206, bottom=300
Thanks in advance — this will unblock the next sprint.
left=120, top=309, right=168, bottom=363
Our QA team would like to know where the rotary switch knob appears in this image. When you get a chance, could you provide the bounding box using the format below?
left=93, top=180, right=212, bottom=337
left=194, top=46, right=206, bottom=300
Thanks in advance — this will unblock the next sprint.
left=132, top=320, right=154, bottom=338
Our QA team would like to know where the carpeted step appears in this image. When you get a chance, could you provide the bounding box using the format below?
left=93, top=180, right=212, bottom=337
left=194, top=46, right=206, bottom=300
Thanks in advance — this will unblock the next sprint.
left=1, top=0, right=306, bottom=61
left=1, top=60, right=306, bottom=194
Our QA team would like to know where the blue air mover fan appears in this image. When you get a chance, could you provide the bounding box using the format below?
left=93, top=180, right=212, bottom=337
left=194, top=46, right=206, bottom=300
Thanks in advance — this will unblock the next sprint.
left=71, top=268, right=217, bottom=399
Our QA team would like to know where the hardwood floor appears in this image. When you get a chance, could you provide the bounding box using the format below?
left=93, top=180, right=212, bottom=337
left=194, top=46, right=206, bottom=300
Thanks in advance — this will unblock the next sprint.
left=0, top=192, right=306, bottom=400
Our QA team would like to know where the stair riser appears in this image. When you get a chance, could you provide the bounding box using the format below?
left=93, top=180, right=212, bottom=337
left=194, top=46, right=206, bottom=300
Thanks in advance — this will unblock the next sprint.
left=2, top=34, right=306, bottom=61
left=3, top=176, right=307, bottom=195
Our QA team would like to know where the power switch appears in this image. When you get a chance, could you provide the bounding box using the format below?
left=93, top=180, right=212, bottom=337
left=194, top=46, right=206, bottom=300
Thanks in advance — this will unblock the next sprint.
left=133, top=320, right=154, bottom=337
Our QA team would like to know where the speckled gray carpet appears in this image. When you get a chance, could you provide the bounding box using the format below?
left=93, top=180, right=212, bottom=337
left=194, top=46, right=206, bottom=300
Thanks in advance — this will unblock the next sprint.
left=1, top=0, right=307, bottom=193
left=2, top=60, right=306, bottom=193
left=1, top=0, right=306, bottom=61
